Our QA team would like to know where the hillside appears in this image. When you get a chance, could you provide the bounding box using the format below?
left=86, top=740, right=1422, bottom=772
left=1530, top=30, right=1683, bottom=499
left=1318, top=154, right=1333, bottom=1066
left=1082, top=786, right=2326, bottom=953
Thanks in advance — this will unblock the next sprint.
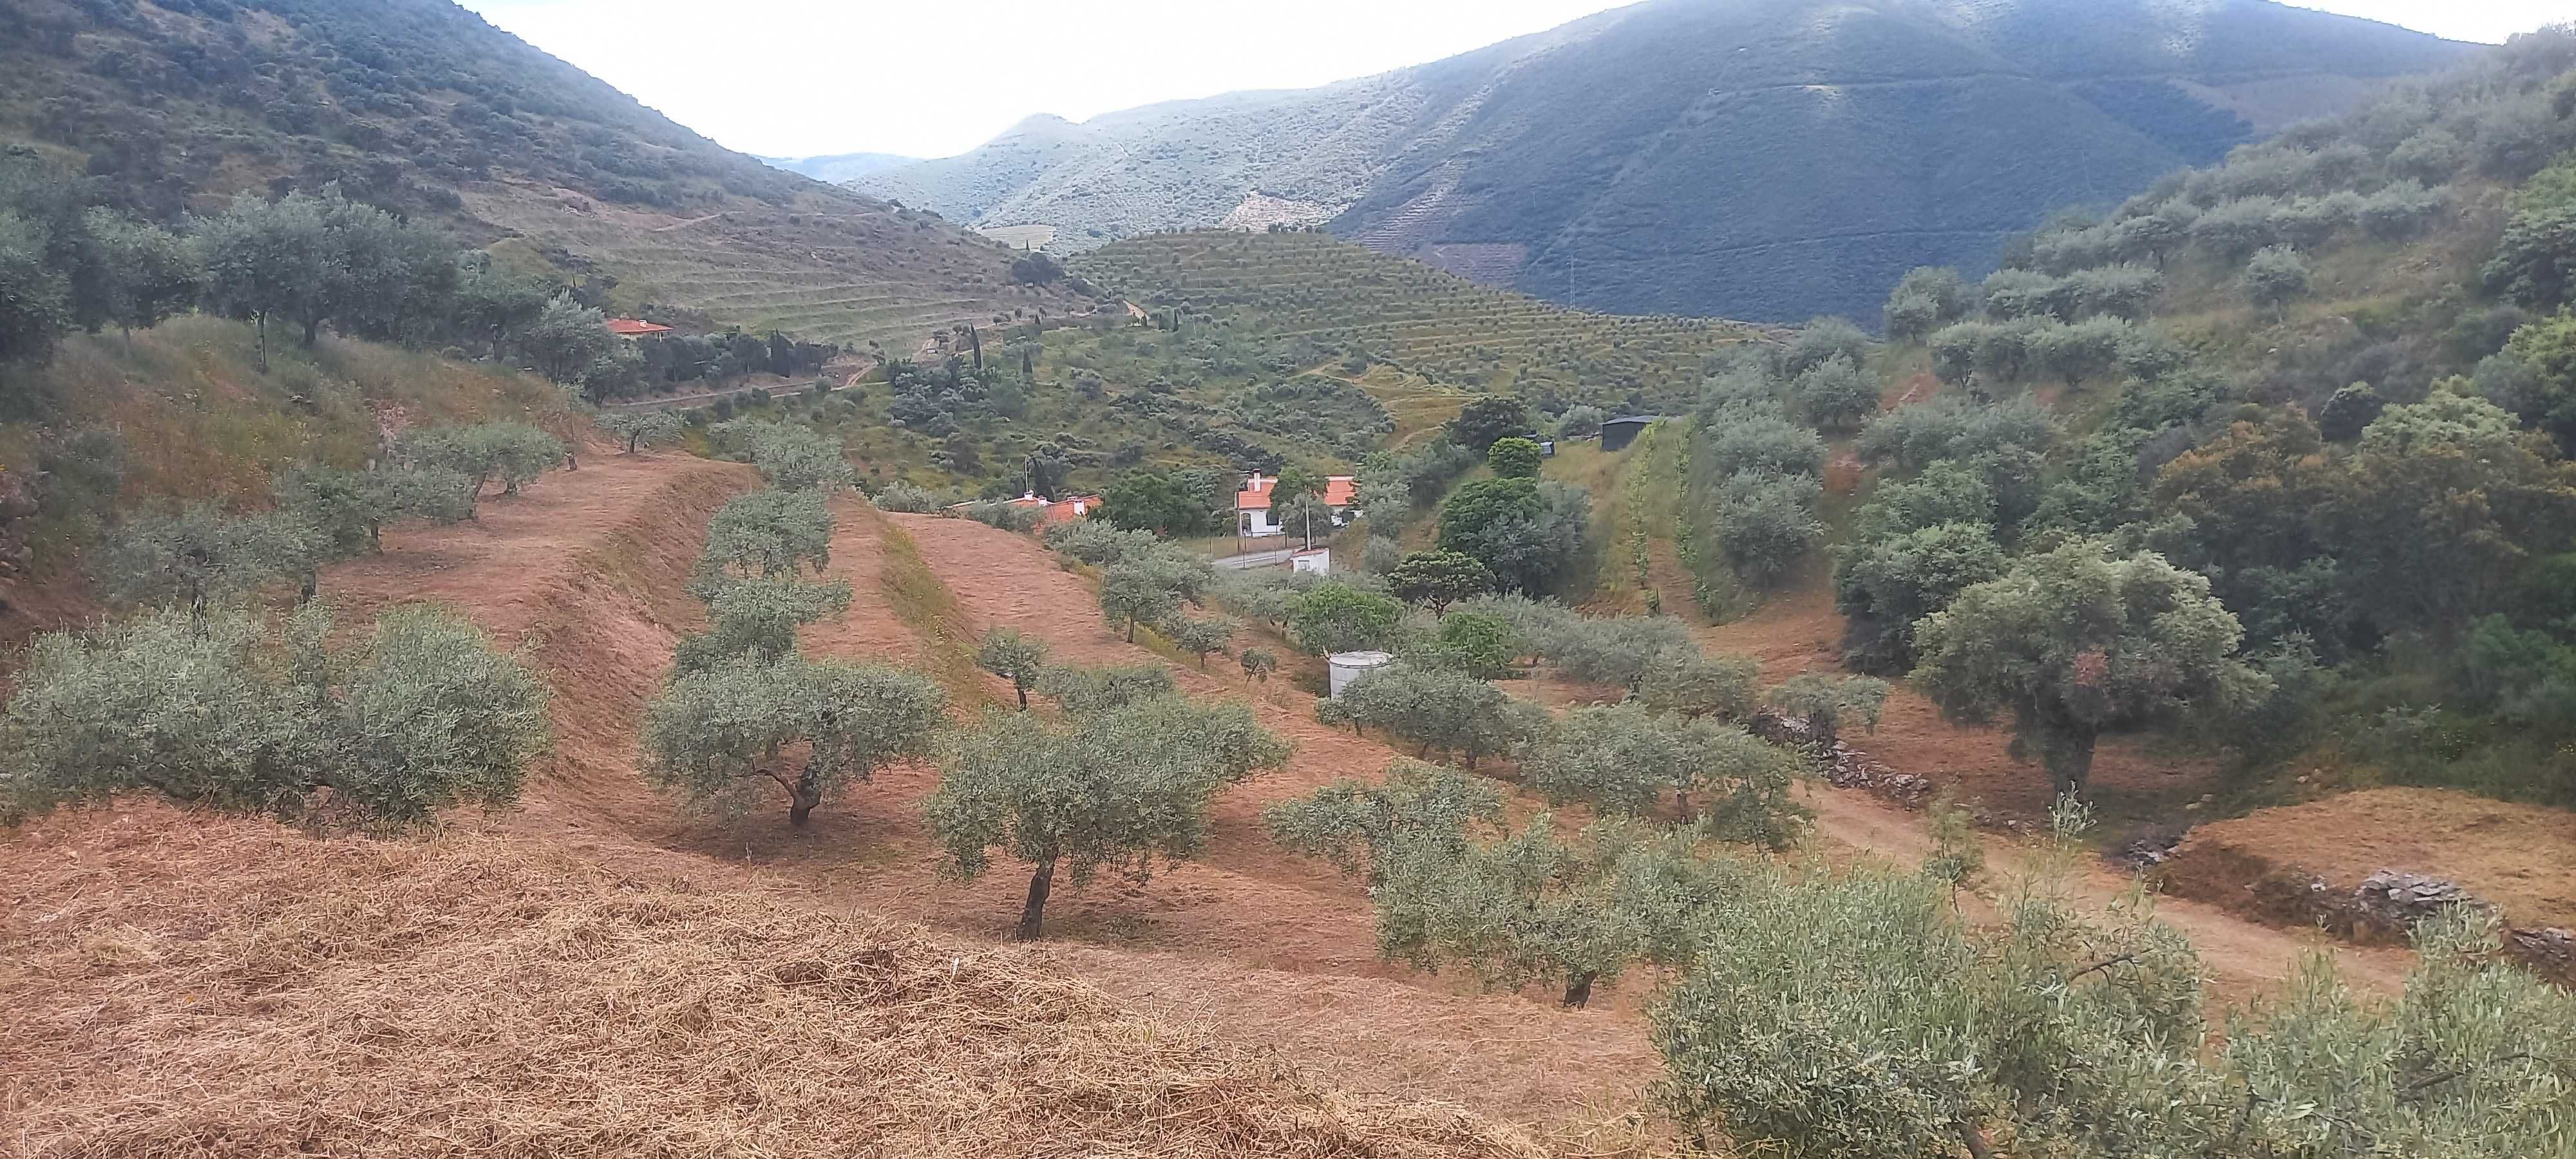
left=854, top=0, right=2474, bottom=324
left=0, top=0, right=1080, bottom=349
left=1073, top=231, right=1770, bottom=415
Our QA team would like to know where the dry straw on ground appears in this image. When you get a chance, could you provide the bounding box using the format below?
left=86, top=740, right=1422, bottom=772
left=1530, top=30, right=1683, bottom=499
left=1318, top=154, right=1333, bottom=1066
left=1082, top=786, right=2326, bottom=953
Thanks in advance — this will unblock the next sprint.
left=1, top=809, right=1545, bottom=1158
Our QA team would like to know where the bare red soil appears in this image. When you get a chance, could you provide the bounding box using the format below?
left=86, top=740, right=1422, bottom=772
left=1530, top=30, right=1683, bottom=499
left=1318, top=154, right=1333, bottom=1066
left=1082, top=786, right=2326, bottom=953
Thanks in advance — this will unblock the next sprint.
left=2164, top=787, right=2576, bottom=936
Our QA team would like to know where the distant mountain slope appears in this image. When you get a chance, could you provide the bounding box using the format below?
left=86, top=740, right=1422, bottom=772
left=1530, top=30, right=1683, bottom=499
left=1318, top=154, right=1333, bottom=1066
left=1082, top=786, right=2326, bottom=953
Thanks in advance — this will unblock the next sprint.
left=0, top=0, right=1077, bottom=349
left=855, top=0, right=2476, bottom=324
left=761, top=152, right=920, bottom=184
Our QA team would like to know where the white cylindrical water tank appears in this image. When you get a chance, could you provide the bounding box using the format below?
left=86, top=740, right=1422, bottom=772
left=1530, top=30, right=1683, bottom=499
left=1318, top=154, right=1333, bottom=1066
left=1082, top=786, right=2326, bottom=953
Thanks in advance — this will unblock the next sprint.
left=1327, top=650, right=1395, bottom=698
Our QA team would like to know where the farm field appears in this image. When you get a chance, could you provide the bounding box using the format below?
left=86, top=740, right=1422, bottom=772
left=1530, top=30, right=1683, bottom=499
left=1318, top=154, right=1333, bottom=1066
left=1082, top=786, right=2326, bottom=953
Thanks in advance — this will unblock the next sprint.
left=1, top=448, right=2430, bottom=1152
left=1075, top=232, right=1774, bottom=411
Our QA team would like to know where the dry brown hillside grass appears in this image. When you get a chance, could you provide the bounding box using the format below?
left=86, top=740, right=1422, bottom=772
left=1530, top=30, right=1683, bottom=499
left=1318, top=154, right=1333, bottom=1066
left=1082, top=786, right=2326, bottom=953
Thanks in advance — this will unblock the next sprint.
left=0, top=807, right=1545, bottom=1159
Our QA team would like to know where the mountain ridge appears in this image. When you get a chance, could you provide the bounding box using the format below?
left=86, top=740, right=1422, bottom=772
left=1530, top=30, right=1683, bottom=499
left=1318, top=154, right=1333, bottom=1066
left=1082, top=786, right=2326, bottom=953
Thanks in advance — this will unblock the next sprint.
left=853, top=0, right=2477, bottom=323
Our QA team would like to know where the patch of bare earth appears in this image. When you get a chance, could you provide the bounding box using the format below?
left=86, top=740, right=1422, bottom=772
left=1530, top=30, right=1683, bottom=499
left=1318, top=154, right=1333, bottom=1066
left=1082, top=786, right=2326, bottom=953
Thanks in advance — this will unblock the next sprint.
left=2163, top=787, right=2576, bottom=937
left=0, top=808, right=1541, bottom=1158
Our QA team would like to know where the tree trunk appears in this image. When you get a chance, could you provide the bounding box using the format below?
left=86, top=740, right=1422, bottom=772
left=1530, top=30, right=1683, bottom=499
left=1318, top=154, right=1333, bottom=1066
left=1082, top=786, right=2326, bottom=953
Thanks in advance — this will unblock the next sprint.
left=1562, top=971, right=1597, bottom=1008
left=1014, top=683, right=1029, bottom=710
left=301, top=317, right=320, bottom=349
left=2035, top=717, right=2100, bottom=800
left=254, top=314, right=270, bottom=373
left=1955, top=1117, right=1998, bottom=1159
left=1017, top=856, right=1057, bottom=941
left=787, top=769, right=822, bottom=827
left=1126, top=617, right=1137, bottom=643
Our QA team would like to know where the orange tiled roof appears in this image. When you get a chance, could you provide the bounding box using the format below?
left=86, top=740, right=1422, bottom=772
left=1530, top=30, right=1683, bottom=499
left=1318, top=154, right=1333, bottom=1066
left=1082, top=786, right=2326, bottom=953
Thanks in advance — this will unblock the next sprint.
left=1236, top=475, right=1356, bottom=511
left=606, top=317, right=671, bottom=336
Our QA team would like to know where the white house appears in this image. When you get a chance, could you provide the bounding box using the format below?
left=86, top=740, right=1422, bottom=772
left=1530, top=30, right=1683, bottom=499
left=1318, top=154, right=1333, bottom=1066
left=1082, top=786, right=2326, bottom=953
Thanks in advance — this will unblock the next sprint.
left=1235, top=471, right=1358, bottom=538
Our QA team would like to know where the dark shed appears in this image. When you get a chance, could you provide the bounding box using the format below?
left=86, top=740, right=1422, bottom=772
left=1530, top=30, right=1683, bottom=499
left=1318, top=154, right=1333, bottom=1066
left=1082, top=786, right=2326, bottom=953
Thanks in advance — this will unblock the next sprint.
left=1599, top=415, right=1660, bottom=452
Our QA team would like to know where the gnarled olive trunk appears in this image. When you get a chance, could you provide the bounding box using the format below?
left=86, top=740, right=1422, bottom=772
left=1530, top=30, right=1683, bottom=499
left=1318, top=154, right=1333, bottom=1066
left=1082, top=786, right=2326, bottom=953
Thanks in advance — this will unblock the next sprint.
left=1017, top=856, right=1058, bottom=941
left=1562, top=971, right=1597, bottom=1008
left=787, top=768, right=822, bottom=827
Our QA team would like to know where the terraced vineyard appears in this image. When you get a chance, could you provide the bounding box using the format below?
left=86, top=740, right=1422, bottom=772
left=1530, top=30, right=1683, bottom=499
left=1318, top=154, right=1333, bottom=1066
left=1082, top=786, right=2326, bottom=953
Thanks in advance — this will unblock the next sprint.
left=468, top=190, right=1066, bottom=353
left=1075, top=232, right=1776, bottom=410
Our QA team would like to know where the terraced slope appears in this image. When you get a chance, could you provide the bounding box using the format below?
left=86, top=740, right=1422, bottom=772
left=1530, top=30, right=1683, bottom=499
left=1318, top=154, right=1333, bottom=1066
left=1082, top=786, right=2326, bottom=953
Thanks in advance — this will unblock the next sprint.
left=1075, top=231, right=1772, bottom=410
left=0, top=0, right=1078, bottom=349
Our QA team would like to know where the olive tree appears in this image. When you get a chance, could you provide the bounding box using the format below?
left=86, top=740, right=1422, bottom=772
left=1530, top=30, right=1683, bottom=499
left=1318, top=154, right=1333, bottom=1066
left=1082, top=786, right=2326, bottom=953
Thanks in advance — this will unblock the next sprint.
left=976, top=627, right=1050, bottom=708
left=694, top=487, right=835, bottom=593
left=1911, top=542, right=2269, bottom=796
left=1315, top=663, right=1546, bottom=769
left=1792, top=355, right=1880, bottom=432
left=1272, top=767, right=1745, bottom=1009
left=1239, top=647, right=1279, bottom=683
left=1416, top=608, right=1522, bottom=679
left=274, top=462, right=477, bottom=558
left=1287, top=583, right=1405, bottom=654
left=927, top=695, right=1289, bottom=938
left=672, top=578, right=852, bottom=676
left=398, top=422, right=566, bottom=507
left=1715, top=470, right=1824, bottom=589
left=1385, top=549, right=1495, bottom=616
left=1763, top=673, right=1890, bottom=749
left=598, top=410, right=687, bottom=454
left=331, top=605, right=556, bottom=824
left=1037, top=663, right=1176, bottom=713
left=1524, top=702, right=1809, bottom=847
left=1098, top=562, right=1184, bottom=642
left=1, top=605, right=548, bottom=826
left=1654, top=811, right=2576, bottom=1157
left=642, top=656, right=944, bottom=826
left=1634, top=645, right=1760, bottom=721
left=713, top=418, right=857, bottom=491
left=1165, top=614, right=1235, bottom=669
left=93, top=505, right=320, bottom=614
left=2240, top=245, right=2312, bottom=319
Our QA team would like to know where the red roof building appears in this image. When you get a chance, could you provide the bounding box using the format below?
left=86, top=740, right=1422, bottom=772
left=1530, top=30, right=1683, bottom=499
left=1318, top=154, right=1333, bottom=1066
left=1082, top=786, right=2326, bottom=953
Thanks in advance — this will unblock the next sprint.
left=606, top=317, right=672, bottom=338
left=1236, top=472, right=1358, bottom=536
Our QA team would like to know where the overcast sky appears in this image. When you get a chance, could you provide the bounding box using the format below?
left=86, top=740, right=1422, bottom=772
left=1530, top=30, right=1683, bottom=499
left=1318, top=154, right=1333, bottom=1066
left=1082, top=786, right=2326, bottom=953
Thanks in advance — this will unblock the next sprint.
left=458, top=1, right=2568, bottom=161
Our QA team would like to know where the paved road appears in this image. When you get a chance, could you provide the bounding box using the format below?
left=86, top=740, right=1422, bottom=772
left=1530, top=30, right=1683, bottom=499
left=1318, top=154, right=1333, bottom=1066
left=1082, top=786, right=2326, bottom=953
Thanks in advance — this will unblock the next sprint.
left=1212, top=547, right=1299, bottom=570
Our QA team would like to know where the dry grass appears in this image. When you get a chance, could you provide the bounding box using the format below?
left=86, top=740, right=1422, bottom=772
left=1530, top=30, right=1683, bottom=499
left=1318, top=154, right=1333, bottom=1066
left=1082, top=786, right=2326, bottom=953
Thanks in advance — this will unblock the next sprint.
left=0, top=807, right=1548, bottom=1158
left=867, top=505, right=996, bottom=710
left=2164, top=787, right=2576, bottom=935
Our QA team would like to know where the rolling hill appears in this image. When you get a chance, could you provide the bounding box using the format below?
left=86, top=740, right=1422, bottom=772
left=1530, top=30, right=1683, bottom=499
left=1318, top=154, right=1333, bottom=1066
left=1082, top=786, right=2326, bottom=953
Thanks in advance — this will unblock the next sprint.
left=0, top=0, right=1081, bottom=350
left=853, top=0, right=2476, bottom=325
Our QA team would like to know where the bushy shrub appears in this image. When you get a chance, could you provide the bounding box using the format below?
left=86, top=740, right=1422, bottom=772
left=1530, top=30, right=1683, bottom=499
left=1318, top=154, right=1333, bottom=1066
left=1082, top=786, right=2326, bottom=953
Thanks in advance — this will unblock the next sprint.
left=870, top=482, right=939, bottom=513
left=1780, top=316, right=1870, bottom=378
left=3, top=605, right=549, bottom=825
left=1700, top=407, right=1826, bottom=478
left=1714, top=471, right=1823, bottom=589
left=1791, top=355, right=1879, bottom=431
